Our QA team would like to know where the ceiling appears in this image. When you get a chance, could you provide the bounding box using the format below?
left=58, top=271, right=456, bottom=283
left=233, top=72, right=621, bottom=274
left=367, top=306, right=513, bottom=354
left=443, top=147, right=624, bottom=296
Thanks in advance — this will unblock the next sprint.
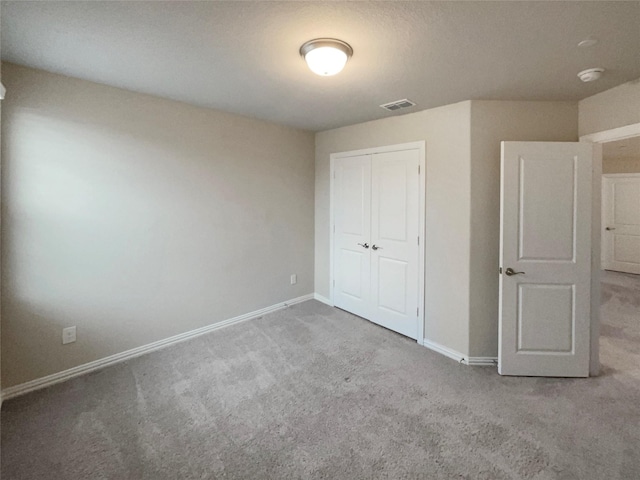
left=603, top=136, right=640, bottom=161
left=2, top=1, right=639, bottom=132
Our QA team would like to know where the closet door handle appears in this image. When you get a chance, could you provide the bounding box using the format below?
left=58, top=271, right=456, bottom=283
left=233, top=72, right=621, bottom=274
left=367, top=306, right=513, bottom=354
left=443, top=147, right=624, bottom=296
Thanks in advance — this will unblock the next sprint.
left=357, top=243, right=370, bottom=249
left=371, top=244, right=381, bottom=251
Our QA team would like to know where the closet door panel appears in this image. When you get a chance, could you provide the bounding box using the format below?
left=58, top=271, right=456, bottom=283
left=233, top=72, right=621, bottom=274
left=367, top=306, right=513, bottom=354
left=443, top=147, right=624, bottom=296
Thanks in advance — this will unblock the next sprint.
left=370, top=150, right=420, bottom=339
left=333, top=155, right=371, bottom=319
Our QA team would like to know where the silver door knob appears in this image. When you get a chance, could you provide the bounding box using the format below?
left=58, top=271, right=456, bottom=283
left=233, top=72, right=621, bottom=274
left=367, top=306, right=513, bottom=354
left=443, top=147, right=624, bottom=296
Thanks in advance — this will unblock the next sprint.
left=371, top=244, right=381, bottom=250
left=606, top=227, right=615, bottom=231
left=505, top=267, right=525, bottom=276
left=357, top=243, right=369, bottom=249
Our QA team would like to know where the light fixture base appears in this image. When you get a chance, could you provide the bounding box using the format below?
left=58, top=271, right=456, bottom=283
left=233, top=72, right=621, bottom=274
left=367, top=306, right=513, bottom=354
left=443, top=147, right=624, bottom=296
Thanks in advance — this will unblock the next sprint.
left=300, top=38, right=353, bottom=58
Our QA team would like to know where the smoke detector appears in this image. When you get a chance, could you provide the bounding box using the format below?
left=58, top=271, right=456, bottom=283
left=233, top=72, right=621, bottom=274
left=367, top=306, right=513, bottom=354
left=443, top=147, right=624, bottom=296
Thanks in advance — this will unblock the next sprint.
left=578, top=38, right=598, bottom=48
left=577, top=68, right=605, bottom=82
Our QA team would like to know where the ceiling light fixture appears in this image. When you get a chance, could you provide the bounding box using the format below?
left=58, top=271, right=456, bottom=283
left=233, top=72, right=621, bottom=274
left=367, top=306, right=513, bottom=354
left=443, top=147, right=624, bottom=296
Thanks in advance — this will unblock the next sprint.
left=300, top=38, right=353, bottom=76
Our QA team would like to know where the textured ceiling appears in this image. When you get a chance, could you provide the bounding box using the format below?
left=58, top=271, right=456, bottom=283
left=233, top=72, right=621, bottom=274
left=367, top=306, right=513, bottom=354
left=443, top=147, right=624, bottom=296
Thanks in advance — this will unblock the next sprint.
left=2, top=1, right=640, bottom=131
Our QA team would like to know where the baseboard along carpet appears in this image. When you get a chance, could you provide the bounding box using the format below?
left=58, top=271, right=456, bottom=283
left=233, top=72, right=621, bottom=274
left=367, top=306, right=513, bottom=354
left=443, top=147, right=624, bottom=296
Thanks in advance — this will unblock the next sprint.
left=2, top=278, right=639, bottom=479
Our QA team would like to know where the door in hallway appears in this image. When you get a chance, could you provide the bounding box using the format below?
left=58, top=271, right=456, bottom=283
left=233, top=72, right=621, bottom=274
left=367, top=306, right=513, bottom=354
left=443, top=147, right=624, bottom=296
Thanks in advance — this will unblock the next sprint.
left=602, top=174, right=640, bottom=275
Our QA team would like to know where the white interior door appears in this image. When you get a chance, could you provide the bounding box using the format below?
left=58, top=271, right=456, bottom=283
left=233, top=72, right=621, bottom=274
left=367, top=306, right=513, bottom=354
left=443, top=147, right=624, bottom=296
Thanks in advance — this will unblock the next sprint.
left=499, top=142, right=593, bottom=377
left=332, top=146, right=422, bottom=340
left=370, top=150, right=420, bottom=339
left=333, top=154, right=372, bottom=320
left=602, top=174, right=640, bottom=274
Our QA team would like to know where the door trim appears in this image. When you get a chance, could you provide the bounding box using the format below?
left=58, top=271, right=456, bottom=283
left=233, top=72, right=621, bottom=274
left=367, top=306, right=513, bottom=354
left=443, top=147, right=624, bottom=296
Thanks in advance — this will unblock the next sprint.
left=580, top=121, right=640, bottom=376
left=580, top=123, right=640, bottom=143
left=602, top=173, right=640, bottom=178
left=329, top=141, right=426, bottom=343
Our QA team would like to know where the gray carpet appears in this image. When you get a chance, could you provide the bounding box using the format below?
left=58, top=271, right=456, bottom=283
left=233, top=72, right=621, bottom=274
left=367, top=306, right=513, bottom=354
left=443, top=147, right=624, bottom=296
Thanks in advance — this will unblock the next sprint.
left=2, top=274, right=639, bottom=479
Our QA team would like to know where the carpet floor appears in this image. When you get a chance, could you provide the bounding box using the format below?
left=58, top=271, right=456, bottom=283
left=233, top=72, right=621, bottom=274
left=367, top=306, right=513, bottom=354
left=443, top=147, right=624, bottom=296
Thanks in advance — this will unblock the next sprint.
left=2, top=273, right=639, bottom=479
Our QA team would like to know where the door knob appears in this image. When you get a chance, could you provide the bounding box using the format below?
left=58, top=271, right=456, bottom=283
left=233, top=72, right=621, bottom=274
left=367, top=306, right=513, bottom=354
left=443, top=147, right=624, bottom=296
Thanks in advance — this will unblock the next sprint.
left=357, top=243, right=369, bottom=249
left=504, top=267, right=525, bottom=276
left=605, top=227, right=615, bottom=231
left=371, top=244, right=381, bottom=250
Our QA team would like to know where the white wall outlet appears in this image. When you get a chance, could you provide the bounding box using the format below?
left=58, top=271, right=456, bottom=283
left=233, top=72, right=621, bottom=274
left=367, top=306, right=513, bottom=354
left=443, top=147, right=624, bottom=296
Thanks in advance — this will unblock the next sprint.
left=62, top=326, right=77, bottom=345
left=290, top=274, right=297, bottom=285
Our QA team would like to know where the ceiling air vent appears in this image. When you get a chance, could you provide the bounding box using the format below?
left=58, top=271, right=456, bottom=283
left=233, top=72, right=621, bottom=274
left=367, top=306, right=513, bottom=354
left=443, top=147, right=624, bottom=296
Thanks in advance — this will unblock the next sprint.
left=380, top=99, right=416, bottom=112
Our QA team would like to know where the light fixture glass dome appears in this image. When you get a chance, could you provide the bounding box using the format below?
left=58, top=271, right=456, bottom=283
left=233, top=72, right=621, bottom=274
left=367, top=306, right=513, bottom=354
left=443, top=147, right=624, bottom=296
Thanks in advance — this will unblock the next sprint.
left=300, top=39, right=353, bottom=76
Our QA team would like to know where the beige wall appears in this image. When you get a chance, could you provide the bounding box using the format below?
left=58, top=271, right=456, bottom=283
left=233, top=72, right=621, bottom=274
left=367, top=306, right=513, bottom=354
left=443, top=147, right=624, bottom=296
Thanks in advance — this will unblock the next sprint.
left=1, top=63, right=315, bottom=388
left=579, top=78, right=640, bottom=136
left=4, top=59, right=628, bottom=387
left=578, top=79, right=640, bottom=375
left=316, top=100, right=578, bottom=359
left=469, top=101, right=578, bottom=357
left=602, top=157, right=640, bottom=174
left=315, top=102, right=472, bottom=355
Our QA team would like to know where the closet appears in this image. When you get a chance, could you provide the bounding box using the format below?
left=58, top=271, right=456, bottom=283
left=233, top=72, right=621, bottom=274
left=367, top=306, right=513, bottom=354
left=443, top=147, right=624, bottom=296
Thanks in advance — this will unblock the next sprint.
left=331, top=143, right=424, bottom=340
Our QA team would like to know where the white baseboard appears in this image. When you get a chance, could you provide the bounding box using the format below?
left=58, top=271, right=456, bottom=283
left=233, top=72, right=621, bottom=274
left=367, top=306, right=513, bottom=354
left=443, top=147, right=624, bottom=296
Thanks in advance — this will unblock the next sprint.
left=423, top=338, right=466, bottom=363
left=422, top=339, right=496, bottom=367
left=313, top=293, right=333, bottom=306
left=1, top=293, right=314, bottom=401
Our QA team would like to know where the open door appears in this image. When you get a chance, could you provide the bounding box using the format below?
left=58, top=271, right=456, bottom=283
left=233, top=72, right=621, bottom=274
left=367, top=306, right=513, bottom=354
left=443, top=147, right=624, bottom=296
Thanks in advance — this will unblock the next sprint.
left=499, top=142, right=593, bottom=377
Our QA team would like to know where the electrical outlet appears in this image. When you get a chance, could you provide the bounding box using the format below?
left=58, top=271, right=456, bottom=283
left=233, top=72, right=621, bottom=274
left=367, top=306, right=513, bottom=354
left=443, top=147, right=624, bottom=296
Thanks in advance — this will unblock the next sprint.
left=62, top=326, right=76, bottom=345
left=290, top=274, right=297, bottom=285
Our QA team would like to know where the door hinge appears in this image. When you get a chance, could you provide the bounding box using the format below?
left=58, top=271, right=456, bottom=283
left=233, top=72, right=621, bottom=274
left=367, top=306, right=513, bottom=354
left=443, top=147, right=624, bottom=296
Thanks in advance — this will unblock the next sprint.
left=499, top=267, right=503, bottom=274
left=418, top=165, right=421, bottom=174
left=333, top=279, right=335, bottom=287
left=417, top=307, right=419, bottom=316
left=417, top=236, right=420, bottom=245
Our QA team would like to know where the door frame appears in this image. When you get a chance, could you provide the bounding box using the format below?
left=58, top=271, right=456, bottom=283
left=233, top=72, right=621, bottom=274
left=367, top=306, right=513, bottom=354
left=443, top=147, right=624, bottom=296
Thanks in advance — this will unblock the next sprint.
left=580, top=121, right=640, bottom=376
left=601, top=173, right=640, bottom=270
left=329, top=141, right=426, bottom=343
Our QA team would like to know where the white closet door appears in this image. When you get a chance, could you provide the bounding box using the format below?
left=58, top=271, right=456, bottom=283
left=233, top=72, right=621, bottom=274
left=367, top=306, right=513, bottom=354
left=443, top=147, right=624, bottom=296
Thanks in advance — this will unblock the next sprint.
left=369, top=150, right=420, bottom=339
left=333, top=154, right=372, bottom=319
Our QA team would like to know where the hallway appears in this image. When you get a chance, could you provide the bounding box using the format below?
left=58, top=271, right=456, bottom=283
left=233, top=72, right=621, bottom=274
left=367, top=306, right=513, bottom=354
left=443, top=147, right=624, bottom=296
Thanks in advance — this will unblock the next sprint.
left=600, top=270, right=640, bottom=380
